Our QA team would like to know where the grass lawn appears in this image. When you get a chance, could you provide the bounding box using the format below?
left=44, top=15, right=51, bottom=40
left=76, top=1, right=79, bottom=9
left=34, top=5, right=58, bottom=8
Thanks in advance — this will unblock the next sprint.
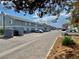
left=47, top=36, right=79, bottom=59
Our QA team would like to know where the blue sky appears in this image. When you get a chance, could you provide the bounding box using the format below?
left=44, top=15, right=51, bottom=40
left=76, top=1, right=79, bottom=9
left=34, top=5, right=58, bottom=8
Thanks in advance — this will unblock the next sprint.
left=0, top=2, right=71, bottom=28
left=52, top=9, right=69, bottom=28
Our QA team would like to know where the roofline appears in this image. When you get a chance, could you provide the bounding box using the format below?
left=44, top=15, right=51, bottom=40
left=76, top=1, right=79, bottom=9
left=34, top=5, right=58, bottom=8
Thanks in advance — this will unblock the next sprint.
left=0, top=13, right=53, bottom=27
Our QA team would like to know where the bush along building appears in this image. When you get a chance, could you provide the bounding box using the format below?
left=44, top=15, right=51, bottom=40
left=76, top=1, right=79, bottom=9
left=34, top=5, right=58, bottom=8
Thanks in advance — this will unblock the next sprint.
left=0, top=12, right=53, bottom=38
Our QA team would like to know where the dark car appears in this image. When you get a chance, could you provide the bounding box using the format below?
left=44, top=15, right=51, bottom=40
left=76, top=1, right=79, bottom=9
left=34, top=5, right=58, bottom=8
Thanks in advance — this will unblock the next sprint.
left=31, top=29, right=36, bottom=32
left=62, top=29, right=67, bottom=31
left=14, top=30, right=19, bottom=36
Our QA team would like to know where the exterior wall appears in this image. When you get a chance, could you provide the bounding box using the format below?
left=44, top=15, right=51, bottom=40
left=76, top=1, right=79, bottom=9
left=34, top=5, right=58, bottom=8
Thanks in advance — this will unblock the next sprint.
left=24, top=22, right=33, bottom=32
left=0, top=14, right=3, bottom=29
left=0, top=14, right=53, bottom=33
left=4, top=15, right=13, bottom=29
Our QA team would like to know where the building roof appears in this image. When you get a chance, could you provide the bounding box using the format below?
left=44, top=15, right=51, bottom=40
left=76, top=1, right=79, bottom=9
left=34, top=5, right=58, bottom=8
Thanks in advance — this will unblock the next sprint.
left=0, top=13, right=53, bottom=27
left=0, top=13, right=35, bottom=23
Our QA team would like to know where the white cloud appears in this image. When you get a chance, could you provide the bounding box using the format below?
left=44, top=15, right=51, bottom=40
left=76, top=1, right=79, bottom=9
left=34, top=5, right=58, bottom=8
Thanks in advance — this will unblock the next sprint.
left=33, top=14, right=58, bottom=25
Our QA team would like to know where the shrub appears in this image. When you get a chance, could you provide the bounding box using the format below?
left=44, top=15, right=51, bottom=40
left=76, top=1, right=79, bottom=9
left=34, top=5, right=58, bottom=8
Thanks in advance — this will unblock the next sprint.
left=62, top=36, right=76, bottom=46
left=0, top=29, right=4, bottom=35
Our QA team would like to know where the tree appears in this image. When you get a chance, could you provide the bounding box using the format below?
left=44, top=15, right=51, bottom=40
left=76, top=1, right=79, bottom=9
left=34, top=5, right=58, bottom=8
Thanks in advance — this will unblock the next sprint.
left=70, top=0, right=79, bottom=31
left=1, top=0, right=73, bottom=18
left=71, top=0, right=79, bottom=25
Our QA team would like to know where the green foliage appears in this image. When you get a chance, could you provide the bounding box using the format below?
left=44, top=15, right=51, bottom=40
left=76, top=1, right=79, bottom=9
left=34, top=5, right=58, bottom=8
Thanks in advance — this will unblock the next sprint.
left=11, top=0, right=70, bottom=17
left=0, top=29, right=4, bottom=35
left=62, top=36, right=76, bottom=46
left=2, top=0, right=73, bottom=18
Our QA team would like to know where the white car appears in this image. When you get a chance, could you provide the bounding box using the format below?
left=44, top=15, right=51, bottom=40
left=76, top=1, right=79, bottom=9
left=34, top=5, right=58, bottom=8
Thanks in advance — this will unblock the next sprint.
left=39, top=29, right=43, bottom=33
left=35, top=29, right=43, bottom=33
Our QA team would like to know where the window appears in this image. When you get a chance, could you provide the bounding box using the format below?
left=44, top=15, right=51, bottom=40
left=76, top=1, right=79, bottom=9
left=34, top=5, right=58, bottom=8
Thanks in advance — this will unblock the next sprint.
left=9, top=20, right=13, bottom=24
left=25, top=23, right=28, bottom=26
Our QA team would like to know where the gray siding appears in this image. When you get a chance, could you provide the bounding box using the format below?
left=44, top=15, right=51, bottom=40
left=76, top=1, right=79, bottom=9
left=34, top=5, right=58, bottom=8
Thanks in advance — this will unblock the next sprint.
left=5, top=15, right=13, bottom=26
left=0, top=14, right=3, bottom=29
left=0, top=14, right=53, bottom=32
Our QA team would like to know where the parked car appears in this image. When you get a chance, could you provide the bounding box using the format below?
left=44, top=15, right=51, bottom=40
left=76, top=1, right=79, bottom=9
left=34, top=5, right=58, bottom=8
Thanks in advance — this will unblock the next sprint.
left=35, top=29, right=44, bottom=33
left=62, top=29, right=79, bottom=36
left=14, top=30, right=19, bottom=36
left=31, top=29, right=35, bottom=32
left=62, top=29, right=67, bottom=31
left=38, top=29, right=43, bottom=33
left=42, top=29, right=48, bottom=32
left=31, top=29, right=43, bottom=33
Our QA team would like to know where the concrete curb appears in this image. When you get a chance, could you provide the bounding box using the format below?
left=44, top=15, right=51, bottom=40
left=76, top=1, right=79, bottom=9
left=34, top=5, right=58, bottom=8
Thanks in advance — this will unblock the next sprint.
left=45, top=36, right=61, bottom=59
